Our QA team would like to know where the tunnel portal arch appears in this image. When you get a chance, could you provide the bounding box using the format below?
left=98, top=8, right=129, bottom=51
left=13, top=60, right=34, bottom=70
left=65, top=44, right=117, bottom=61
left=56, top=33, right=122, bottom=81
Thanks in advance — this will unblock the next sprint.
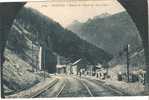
left=0, top=0, right=149, bottom=97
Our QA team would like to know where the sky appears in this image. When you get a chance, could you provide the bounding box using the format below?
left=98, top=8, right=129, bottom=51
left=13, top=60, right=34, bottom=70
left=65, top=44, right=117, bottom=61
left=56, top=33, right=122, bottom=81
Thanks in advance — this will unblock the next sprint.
left=25, top=0, right=125, bottom=27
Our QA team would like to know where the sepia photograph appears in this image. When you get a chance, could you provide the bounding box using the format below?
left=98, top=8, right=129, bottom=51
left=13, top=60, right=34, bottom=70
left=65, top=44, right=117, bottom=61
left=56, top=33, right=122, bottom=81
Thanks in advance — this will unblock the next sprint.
left=0, top=0, right=149, bottom=99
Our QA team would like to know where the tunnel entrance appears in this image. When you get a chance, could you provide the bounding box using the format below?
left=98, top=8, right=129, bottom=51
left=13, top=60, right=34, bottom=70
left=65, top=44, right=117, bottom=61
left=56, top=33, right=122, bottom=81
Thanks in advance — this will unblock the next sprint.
left=0, top=0, right=149, bottom=97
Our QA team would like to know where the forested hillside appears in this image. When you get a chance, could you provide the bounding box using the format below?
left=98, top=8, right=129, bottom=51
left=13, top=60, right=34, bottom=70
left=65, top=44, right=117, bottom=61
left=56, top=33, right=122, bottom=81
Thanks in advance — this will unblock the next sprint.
left=6, top=7, right=112, bottom=73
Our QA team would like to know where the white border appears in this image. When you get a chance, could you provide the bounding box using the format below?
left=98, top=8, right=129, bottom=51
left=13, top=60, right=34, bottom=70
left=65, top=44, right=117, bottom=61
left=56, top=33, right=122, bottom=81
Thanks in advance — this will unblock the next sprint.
left=2, top=96, right=149, bottom=100
left=0, top=0, right=148, bottom=100
left=0, top=0, right=47, bottom=2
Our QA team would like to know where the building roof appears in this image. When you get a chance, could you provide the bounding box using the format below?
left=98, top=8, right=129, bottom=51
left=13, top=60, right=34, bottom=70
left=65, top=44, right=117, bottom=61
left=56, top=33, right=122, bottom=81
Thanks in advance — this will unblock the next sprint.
left=72, top=59, right=82, bottom=66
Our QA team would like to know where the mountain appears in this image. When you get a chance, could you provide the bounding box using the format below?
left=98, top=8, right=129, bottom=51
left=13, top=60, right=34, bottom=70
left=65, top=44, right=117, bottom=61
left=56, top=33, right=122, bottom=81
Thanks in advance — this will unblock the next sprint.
left=94, top=13, right=110, bottom=19
left=67, top=11, right=142, bottom=55
left=7, top=7, right=112, bottom=72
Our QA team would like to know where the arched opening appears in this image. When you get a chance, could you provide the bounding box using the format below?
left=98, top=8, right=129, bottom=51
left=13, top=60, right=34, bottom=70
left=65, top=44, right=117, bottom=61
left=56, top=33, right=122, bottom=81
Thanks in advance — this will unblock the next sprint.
left=0, top=0, right=148, bottom=97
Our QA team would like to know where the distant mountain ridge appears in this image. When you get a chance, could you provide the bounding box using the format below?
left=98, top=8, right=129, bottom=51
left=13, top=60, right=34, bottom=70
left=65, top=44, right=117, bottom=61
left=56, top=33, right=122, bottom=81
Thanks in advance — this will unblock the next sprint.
left=67, top=11, right=142, bottom=55
left=93, top=13, right=111, bottom=19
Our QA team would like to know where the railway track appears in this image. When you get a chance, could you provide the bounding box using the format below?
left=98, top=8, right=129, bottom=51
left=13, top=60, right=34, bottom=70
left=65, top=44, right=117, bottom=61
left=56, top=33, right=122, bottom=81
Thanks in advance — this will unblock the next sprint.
left=34, top=76, right=126, bottom=97
left=11, top=75, right=127, bottom=98
left=73, top=76, right=125, bottom=96
left=81, top=76, right=127, bottom=96
left=58, top=76, right=93, bottom=97
left=72, top=76, right=94, bottom=97
left=6, top=78, right=60, bottom=98
left=32, top=78, right=59, bottom=98
left=79, top=79, right=94, bottom=96
left=34, top=77, right=66, bottom=98
left=33, top=76, right=94, bottom=97
left=56, top=81, right=66, bottom=97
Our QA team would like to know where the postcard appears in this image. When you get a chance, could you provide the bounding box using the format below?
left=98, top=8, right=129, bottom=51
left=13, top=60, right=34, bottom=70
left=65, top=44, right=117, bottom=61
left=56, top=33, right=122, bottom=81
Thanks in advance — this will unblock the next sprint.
left=0, top=0, right=149, bottom=99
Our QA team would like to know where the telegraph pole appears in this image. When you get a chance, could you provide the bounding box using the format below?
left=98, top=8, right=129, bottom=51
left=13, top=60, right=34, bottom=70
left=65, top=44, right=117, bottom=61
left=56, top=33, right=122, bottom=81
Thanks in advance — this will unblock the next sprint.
left=126, top=44, right=130, bottom=82
left=43, top=46, right=46, bottom=80
left=32, top=34, right=34, bottom=72
left=35, top=32, right=39, bottom=72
